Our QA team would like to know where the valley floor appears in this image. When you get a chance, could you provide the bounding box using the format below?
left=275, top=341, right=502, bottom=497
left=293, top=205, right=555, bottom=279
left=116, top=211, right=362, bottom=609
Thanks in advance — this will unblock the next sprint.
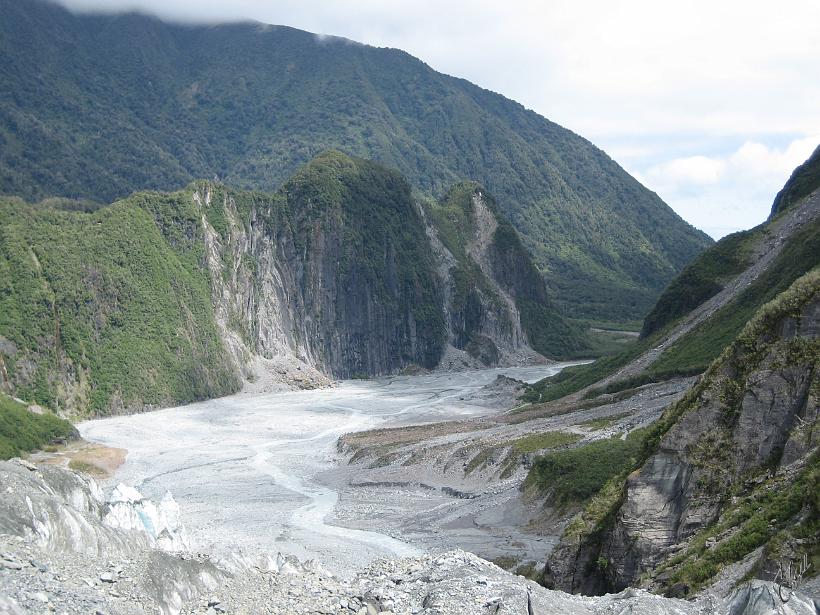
left=78, top=365, right=570, bottom=574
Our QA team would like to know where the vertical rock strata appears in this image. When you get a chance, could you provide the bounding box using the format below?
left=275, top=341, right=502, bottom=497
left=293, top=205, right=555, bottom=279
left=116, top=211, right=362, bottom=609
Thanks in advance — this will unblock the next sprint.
left=546, top=271, right=819, bottom=595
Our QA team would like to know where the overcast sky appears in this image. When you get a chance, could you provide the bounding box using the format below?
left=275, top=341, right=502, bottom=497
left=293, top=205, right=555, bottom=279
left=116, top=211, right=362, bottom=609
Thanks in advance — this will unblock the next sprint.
left=55, top=0, right=820, bottom=238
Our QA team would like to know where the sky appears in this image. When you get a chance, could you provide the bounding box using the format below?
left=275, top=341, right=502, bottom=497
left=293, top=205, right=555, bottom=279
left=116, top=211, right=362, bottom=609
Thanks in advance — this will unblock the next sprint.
left=55, top=0, right=820, bottom=239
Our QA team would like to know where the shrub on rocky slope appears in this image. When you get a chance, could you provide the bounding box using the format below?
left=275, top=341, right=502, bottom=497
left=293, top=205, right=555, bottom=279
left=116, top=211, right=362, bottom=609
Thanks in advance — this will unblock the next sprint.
left=544, top=268, right=820, bottom=596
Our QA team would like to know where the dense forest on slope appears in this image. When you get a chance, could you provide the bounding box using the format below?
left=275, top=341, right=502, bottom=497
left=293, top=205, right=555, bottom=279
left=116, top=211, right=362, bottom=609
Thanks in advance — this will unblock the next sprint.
left=0, top=0, right=711, bottom=322
left=0, top=192, right=242, bottom=414
left=0, top=152, right=577, bottom=416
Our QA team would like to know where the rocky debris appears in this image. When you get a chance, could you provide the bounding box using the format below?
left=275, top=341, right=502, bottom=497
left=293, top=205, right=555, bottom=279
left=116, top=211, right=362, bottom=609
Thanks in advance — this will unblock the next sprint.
left=546, top=276, right=820, bottom=597
left=725, top=580, right=818, bottom=615
left=458, top=375, right=530, bottom=410
left=1, top=460, right=817, bottom=615
left=327, top=377, right=693, bottom=570
left=420, top=188, right=552, bottom=371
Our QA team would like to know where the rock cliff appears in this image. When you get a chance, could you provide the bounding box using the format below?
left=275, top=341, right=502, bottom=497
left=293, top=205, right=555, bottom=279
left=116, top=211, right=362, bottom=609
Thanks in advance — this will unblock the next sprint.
left=422, top=183, right=585, bottom=368
left=545, top=269, right=819, bottom=597
left=1, top=459, right=814, bottom=615
left=0, top=152, right=574, bottom=415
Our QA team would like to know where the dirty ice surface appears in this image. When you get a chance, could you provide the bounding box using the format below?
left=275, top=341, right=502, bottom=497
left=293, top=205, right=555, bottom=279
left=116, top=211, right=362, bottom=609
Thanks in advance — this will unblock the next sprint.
left=80, top=365, right=574, bottom=573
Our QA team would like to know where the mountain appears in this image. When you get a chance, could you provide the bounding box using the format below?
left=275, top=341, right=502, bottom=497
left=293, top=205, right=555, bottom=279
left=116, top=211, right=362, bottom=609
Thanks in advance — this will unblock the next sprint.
left=522, top=147, right=820, bottom=597
left=544, top=269, right=819, bottom=597
left=524, top=148, right=820, bottom=405
left=0, top=0, right=712, bottom=323
left=771, top=145, right=820, bottom=217
left=0, top=152, right=575, bottom=416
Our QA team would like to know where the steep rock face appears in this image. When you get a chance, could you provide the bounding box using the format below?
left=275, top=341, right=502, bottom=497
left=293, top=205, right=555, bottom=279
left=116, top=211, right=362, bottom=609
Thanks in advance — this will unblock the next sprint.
left=546, top=270, right=819, bottom=596
left=198, top=152, right=446, bottom=381
left=1, top=153, right=575, bottom=414
left=423, top=184, right=585, bottom=367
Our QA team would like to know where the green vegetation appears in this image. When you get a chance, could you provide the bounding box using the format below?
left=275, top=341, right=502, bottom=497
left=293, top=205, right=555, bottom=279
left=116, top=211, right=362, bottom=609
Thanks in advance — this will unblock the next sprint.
left=0, top=394, right=77, bottom=459
left=524, top=210, right=820, bottom=404
left=649, top=216, right=820, bottom=375
left=425, top=182, right=588, bottom=358
left=464, top=446, right=501, bottom=475
left=522, top=340, right=649, bottom=403
left=582, top=367, right=703, bottom=399
left=510, top=431, right=581, bottom=454
left=0, top=0, right=711, bottom=322
left=465, top=431, right=581, bottom=477
left=770, top=145, right=820, bottom=217
left=641, top=228, right=761, bottom=337
left=582, top=328, right=639, bottom=358
left=580, top=412, right=632, bottom=430
left=67, top=459, right=105, bottom=476
left=524, top=430, right=646, bottom=506
left=284, top=152, right=446, bottom=372
left=0, top=192, right=241, bottom=415
left=656, top=452, right=819, bottom=594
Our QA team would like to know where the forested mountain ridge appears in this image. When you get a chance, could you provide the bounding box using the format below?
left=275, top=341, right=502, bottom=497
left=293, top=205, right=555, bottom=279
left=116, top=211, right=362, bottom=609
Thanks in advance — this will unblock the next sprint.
left=0, top=152, right=576, bottom=416
left=0, top=0, right=712, bottom=322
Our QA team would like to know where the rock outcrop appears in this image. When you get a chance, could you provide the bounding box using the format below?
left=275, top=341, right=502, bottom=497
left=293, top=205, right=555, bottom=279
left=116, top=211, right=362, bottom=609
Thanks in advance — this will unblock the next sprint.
left=545, top=269, right=820, bottom=598
left=422, top=183, right=584, bottom=369
left=1, top=459, right=814, bottom=615
left=194, top=152, right=448, bottom=383
left=0, top=152, right=576, bottom=415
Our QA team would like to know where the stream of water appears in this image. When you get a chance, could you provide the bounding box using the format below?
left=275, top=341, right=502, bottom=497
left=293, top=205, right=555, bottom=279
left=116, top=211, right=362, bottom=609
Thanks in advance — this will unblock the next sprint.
left=80, top=364, right=575, bottom=571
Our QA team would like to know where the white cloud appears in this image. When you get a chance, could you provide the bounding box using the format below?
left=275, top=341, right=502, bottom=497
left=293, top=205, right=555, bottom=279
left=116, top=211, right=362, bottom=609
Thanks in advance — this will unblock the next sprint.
left=647, top=156, right=726, bottom=187
left=637, top=136, right=819, bottom=238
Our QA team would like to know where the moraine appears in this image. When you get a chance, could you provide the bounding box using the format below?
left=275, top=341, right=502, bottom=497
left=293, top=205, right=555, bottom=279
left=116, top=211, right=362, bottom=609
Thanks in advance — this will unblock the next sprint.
left=79, top=364, right=574, bottom=573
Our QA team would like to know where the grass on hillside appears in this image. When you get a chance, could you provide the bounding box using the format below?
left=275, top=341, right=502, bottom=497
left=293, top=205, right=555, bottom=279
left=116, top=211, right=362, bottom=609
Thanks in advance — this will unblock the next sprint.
left=510, top=431, right=582, bottom=454
left=0, top=394, right=77, bottom=459
left=641, top=228, right=761, bottom=338
left=580, top=328, right=639, bottom=359
left=579, top=412, right=632, bottom=430
left=524, top=429, right=646, bottom=505
left=521, top=338, right=650, bottom=403
left=649, top=216, right=820, bottom=375
left=524, top=215, right=820, bottom=404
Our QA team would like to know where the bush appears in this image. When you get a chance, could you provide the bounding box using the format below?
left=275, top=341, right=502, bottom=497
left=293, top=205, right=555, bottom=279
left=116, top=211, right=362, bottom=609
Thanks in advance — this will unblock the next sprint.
left=0, top=394, right=77, bottom=459
left=525, top=430, right=646, bottom=504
